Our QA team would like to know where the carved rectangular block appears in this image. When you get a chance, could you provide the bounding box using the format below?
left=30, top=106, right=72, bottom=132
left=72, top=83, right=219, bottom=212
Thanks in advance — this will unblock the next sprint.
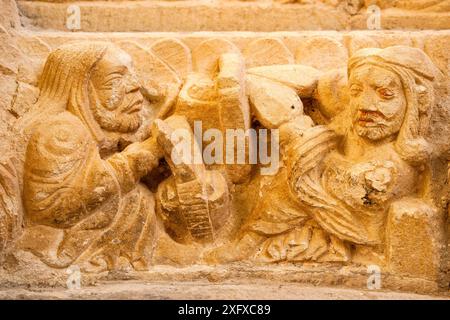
left=386, top=198, right=446, bottom=281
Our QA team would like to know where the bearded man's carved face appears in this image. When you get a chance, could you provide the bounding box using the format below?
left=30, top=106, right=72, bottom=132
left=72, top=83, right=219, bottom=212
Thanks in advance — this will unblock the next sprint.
left=349, top=65, right=407, bottom=141
left=89, top=48, right=144, bottom=133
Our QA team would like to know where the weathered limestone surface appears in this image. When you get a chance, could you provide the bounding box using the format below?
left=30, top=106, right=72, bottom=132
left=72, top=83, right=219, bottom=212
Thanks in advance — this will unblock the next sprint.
left=16, top=0, right=450, bottom=32
left=1, top=280, right=448, bottom=300
left=0, top=0, right=449, bottom=298
left=386, top=198, right=446, bottom=281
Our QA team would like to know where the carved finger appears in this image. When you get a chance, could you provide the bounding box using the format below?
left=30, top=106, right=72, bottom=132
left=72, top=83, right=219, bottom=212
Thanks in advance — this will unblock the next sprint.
left=152, top=118, right=206, bottom=184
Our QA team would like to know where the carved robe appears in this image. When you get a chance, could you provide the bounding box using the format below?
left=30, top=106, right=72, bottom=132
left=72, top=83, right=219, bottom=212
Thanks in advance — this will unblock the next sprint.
left=18, top=112, right=157, bottom=271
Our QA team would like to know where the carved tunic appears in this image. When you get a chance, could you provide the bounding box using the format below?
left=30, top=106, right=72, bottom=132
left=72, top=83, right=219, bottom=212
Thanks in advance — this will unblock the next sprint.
left=18, top=112, right=157, bottom=271
left=323, top=143, right=419, bottom=244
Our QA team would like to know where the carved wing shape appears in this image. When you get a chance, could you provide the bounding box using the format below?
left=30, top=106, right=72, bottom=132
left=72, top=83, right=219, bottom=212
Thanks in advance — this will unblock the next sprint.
left=118, top=39, right=191, bottom=120
left=192, top=38, right=240, bottom=76
left=150, top=39, right=192, bottom=119
left=247, top=64, right=322, bottom=98
left=243, top=38, right=294, bottom=69
left=295, top=37, right=348, bottom=71
left=246, top=74, right=303, bottom=129
left=297, top=173, right=372, bottom=245
left=243, top=38, right=322, bottom=129
left=151, top=38, right=192, bottom=82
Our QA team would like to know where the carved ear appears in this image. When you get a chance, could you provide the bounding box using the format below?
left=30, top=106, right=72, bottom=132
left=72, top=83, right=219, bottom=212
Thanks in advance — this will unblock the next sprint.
left=243, top=38, right=294, bottom=68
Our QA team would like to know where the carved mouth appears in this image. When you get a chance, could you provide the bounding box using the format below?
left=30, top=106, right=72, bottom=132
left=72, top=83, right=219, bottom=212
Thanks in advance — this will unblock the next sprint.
left=357, top=111, right=385, bottom=127
left=124, top=98, right=143, bottom=114
left=358, top=118, right=376, bottom=126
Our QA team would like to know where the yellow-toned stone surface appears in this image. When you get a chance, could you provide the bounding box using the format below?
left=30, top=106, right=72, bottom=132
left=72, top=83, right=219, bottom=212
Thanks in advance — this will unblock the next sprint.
left=0, top=0, right=449, bottom=299
left=15, top=0, right=450, bottom=32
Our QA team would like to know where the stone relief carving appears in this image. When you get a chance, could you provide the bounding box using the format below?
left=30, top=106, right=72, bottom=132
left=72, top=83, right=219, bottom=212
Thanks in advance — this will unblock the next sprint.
left=172, top=38, right=252, bottom=184
left=7, top=42, right=232, bottom=270
left=15, top=42, right=163, bottom=272
left=208, top=45, right=446, bottom=269
left=0, top=35, right=448, bottom=290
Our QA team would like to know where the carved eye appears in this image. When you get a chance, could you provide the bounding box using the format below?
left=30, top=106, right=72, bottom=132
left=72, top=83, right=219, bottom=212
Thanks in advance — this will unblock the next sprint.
left=377, top=87, right=395, bottom=99
left=350, top=84, right=362, bottom=97
left=102, top=75, right=123, bottom=89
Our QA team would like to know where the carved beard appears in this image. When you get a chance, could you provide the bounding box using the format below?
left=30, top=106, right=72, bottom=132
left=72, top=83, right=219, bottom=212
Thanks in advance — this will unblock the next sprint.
left=355, top=125, right=393, bottom=141
left=353, top=111, right=404, bottom=141
left=89, top=88, right=143, bottom=134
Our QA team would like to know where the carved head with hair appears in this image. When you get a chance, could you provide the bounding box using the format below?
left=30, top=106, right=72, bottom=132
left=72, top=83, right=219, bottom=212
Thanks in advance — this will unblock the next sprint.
left=348, top=46, right=441, bottom=165
left=23, top=41, right=144, bottom=149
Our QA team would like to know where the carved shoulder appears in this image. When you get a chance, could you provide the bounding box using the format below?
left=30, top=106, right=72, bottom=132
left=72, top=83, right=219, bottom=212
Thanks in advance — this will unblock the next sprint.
left=25, top=112, right=94, bottom=173
left=23, top=112, right=105, bottom=227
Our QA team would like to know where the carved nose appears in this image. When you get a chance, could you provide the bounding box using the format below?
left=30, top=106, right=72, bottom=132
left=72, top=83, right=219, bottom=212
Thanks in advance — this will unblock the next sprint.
left=361, top=103, right=378, bottom=112
left=358, top=92, right=379, bottom=112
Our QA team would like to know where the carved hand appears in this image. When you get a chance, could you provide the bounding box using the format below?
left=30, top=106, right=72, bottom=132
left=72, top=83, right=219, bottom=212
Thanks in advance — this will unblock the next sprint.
left=119, top=135, right=164, bottom=180
left=152, top=116, right=206, bottom=184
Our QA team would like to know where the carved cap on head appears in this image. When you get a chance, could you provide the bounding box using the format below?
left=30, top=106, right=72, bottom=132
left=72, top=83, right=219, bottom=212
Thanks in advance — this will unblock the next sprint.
left=19, top=42, right=114, bottom=138
left=32, top=41, right=129, bottom=145
left=348, top=46, right=441, bottom=81
left=38, top=41, right=113, bottom=102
